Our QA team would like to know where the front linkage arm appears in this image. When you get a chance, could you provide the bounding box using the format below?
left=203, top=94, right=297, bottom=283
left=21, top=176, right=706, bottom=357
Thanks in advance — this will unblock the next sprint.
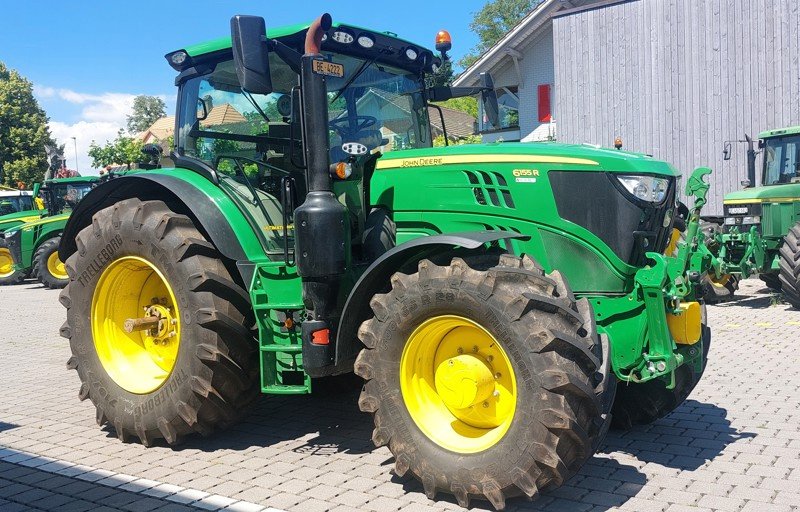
left=614, top=168, right=716, bottom=386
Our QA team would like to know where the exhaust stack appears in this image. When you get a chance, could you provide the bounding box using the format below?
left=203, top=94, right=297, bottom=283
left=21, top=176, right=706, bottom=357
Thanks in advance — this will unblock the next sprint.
left=293, top=14, right=348, bottom=374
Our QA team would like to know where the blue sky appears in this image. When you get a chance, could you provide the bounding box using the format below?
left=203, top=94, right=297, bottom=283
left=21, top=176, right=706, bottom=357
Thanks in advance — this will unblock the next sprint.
left=0, top=1, right=485, bottom=173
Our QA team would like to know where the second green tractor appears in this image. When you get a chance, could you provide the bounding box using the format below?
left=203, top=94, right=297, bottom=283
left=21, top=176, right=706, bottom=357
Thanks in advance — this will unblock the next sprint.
left=3, top=176, right=98, bottom=288
left=59, top=14, right=717, bottom=509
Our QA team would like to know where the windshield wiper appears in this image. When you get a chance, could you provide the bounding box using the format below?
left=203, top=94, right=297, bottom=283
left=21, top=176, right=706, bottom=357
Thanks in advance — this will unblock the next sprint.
left=331, top=58, right=376, bottom=104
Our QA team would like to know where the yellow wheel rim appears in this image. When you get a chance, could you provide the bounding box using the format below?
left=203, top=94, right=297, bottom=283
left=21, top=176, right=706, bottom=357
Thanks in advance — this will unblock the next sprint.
left=92, top=256, right=181, bottom=394
left=0, top=248, right=14, bottom=278
left=47, top=251, right=68, bottom=280
left=709, top=272, right=731, bottom=288
left=400, top=315, right=517, bottom=454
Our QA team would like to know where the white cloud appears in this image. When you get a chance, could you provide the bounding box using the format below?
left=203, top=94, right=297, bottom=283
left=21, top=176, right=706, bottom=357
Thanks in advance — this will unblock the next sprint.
left=34, top=86, right=172, bottom=174
left=49, top=120, right=122, bottom=176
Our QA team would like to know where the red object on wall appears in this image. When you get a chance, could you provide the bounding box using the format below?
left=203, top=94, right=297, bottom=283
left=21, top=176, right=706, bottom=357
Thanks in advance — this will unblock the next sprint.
left=538, top=84, right=551, bottom=123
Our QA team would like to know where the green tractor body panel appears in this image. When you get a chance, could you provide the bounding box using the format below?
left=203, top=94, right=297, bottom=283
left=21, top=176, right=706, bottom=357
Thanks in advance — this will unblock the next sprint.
left=0, top=190, right=42, bottom=234
left=715, top=127, right=800, bottom=277
left=10, top=213, right=70, bottom=271
left=4, top=176, right=101, bottom=276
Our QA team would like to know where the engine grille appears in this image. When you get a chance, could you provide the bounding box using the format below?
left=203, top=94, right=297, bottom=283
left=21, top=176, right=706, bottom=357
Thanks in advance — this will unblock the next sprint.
left=549, top=171, right=675, bottom=266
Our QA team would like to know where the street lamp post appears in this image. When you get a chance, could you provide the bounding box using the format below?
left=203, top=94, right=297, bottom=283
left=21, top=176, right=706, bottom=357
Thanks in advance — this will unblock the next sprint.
left=71, top=137, right=79, bottom=173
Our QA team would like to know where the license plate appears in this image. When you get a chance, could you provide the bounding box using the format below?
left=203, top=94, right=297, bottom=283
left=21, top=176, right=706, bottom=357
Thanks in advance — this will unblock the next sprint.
left=312, top=60, right=344, bottom=77
left=727, top=206, right=748, bottom=214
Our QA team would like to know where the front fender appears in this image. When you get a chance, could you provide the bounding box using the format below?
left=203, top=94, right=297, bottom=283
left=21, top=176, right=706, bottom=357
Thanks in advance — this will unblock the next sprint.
left=59, top=170, right=266, bottom=285
left=334, top=230, right=529, bottom=365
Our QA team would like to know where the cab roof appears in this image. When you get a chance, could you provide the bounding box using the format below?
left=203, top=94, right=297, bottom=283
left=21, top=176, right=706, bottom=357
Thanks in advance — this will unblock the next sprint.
left=758, top=125, right=800, bottom=139
left=181, top=21, right=424, bottom=57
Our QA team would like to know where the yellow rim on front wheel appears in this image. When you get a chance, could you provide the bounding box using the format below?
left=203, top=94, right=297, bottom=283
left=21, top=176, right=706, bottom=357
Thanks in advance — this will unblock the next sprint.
left=92, top=256, right=181, bottom=394
left=400, top=315, right=517, bottom=454
left=46, top=251, right=68, bottom=280
left=0, top=248, right=15, bottom=278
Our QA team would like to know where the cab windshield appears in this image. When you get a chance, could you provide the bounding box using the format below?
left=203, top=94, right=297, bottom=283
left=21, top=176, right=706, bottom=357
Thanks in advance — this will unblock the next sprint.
left=175, top=53, right=431, bottom=169
left=175, top=50, right=431, bottom=253
left=43, top=182, right=94, bottom=215
left=763, top=134, right=800, bottom=185
left=0, top=195, right=33, bottom=215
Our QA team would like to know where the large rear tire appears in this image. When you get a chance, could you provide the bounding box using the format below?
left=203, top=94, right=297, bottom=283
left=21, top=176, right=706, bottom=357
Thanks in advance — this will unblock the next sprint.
left=61, top=199, right=259, bottom=446
left=34, top=236, right=69, bottom=289
left=611, top=308, right=710, bottom=429
left=355, top=254, right=612, bottom=510
left=779, top=224, right=800, bottom=308
left=0, top=239, right=24, bottom=286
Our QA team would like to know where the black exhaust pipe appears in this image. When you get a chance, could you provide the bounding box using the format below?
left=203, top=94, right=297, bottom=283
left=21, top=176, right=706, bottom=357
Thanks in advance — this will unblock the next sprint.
left=744, top=133, right=756, bottom=187
left=294, top=14, right=348, bottom=373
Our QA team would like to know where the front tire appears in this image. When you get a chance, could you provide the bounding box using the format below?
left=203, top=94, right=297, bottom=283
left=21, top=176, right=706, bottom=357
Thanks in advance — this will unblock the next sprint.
left=760, top=273, right=782, bottom=292
left=61, top=199, right=259, bottom=446
left=34, top=236, right=69, bottom=289
left=779, top=224, right=800, bottom=308
left=611, top=308, right=710, bottom=429
left=0, top=239, right=24, bottom=285
left=355, top=254, right=611, bottom=510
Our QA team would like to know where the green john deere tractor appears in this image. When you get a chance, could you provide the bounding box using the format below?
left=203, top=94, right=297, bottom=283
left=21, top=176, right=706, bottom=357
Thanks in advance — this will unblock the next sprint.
left=0, top=184, right=44, bottom=285
left=59, top=14, right=715, bottom=509
left=712, top=126, right=800, bottom=305
left=4, top=176, right=99, bottom=288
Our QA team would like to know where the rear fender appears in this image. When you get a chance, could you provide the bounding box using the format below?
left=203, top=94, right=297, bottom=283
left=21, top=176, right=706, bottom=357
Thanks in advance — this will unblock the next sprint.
left=59, top=171, right=265, bottom=286
left=334, top=231, right=529, bottom=366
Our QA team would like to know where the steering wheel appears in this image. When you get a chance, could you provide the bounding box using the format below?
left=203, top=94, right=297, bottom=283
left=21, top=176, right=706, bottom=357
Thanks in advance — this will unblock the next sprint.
left=329, top=115, right=377, bottom=137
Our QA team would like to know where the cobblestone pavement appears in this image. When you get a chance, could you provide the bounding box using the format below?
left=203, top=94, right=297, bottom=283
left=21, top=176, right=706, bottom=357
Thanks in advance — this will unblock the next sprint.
left=1, top=278, right=799, bottom=512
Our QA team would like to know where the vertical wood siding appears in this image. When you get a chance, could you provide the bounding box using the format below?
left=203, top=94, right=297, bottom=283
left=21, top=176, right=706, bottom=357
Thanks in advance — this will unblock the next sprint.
left=553, top=0, right=800, bottom=215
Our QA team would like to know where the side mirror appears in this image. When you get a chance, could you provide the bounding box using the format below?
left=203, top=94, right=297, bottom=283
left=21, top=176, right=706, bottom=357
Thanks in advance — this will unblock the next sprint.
left=231, top=15, right=272, bottom=94
left=723, top=141, right=731, bottom=160
left=479, top=72, right=500, bottom=129
left=758, top=139, right=765, bottom=149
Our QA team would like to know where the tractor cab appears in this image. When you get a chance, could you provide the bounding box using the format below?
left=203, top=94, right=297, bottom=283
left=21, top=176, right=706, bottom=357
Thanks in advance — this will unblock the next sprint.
left=40, top=176, right=98, bottom=216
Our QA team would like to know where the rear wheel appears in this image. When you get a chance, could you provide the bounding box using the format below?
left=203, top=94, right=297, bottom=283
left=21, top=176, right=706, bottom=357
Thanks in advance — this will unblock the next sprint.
left=355, top=254, right=612, bottom=509
left=779, top=224, right=800, bottom=308
left=0, top=239, right=24, bottom=285
left=61, top=199, right=259, bottom=445
left=611, top=307, right=710, bottom=429
left=34, top=237, right=69, bottom=289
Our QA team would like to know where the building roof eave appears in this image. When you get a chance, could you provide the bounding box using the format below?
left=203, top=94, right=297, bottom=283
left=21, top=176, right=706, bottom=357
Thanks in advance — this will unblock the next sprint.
left=453, top=0, right=563, bottom=87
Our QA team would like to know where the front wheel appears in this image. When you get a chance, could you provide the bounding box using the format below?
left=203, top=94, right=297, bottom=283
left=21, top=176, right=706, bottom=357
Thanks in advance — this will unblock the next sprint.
left=355, top=254, right=611, bottom=510
left=34, top=236, right=69, bottom=289
left=611, top=306, right=710, bottom=429
left=0, top=239, right=24, bottom=286
left=779, top=224, right=800, bottom=308
left=61, top=199, right=259, bottom=446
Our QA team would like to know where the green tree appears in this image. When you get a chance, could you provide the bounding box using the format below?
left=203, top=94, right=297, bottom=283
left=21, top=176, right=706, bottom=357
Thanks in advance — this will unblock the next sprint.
left=459, top=0, right=540, bottom=68
left=0, top=62, right=56, bottom=187
left=434, top=96, right=479, bottom=118
left=126, top=95, right=167, bottom=134
left=426, top=58, right=454, bottom=88
left=88, top=130, right=147, bottom=169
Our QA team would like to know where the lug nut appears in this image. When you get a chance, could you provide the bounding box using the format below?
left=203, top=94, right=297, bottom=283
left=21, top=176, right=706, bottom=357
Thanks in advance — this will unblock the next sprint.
left=457, top=347, right=463, bottom=354
left=482, top=402, right=489, bottom=408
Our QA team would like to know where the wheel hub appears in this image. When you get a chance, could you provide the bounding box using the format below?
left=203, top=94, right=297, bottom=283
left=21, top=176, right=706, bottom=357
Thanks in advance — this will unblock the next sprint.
left=47, top=251, right=67, bottom=280
left=92, top=256, right=181, bottom=394
left=0, top=248, right=14, bottom=278
left=434, top=354, right=495, bottom=410
left=400, top=315, right=517, bottom=453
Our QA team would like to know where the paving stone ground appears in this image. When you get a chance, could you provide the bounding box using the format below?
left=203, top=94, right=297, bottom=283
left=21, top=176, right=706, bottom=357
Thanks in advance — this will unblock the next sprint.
left=1, top=278, right=799, bottom=512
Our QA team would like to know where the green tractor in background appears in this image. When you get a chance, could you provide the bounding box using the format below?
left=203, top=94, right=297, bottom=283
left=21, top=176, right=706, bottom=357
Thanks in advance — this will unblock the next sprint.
left=0, top=184, right=45, bottom=285
left=712, top=126, right=800, bottom=306
left=4, top=176, right=99, bottom=288
left=59, top=14, right=716, bottom=509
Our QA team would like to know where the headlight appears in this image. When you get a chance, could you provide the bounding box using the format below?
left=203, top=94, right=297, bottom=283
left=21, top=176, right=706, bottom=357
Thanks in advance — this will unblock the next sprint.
left=742, top=216, right=760, bottom=224
left=724, top=217, right=736, bottom=225
left=3, top=230, right=17, bottom=239
left=615, top=175, right=670, bottom=203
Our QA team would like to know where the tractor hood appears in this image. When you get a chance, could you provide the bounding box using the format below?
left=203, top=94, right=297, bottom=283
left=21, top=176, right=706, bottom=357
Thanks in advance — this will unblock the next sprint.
left=375, top=142, right=679, bottom=177
left=724, top=182, right=800, bottom=203
left=0, top=210, right=41, bottom=230
left=13, top=213, right=70, bottom=232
